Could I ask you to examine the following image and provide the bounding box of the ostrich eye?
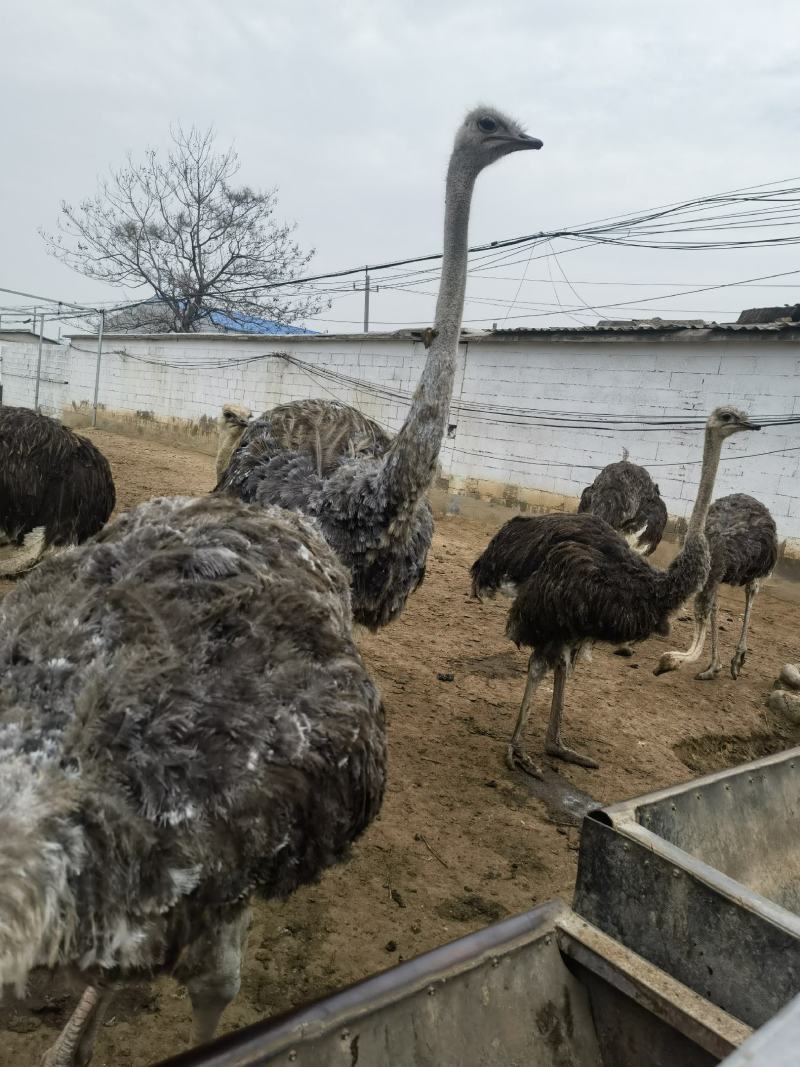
[721,413,733,422]
[478,117,498,133]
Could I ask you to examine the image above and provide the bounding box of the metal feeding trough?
[574,744,800,1029]
[159,901,749,1067]
[719,990,800,1066]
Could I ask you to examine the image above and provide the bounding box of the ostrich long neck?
[660,427,723,610]
[379,154,476,515]
[687,428,723,537]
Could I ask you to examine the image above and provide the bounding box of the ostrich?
[237,397,395,478]
[0,493,385,1066]
[470,408,760,776]
[654,494,777,680]
[215,403,252,479]
[0,407,115,576]
[216,107,543,630]
[578,448,667,556]
[578,448,668,655]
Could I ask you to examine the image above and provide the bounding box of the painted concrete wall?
[2,330,799,543]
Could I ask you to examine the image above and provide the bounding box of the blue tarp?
[205,309,317,335]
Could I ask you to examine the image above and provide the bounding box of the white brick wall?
[3,330,800,541]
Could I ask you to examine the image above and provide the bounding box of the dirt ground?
[4,428,800,1066]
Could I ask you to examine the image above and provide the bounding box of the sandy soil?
[3,428,799,1066]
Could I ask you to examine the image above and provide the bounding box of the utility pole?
[33,313,46,410]
[91,310,105,427]
[353,267,379,332]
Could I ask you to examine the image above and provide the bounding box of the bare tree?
[41,126,324,332]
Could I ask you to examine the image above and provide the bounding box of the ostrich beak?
[744,420,762,431]
[514,133,543,151]
[488,132,543,152]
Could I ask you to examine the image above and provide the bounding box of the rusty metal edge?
[555,912,752,1059]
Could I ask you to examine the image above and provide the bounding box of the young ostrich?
[216,107,543,630]
[470,408,760,777]
[0,407,115,576]
[655,494,777,680]
[0,494,384,1067]
[215,403,252,479]
[578,449,668,655]
[578,448,667,556]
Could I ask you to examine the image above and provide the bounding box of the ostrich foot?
[696,665,721,681]
[506,743,543,779]
[613,645,635,657]
[545,740,599,769]
[730,651,746,680]
[40,987,101,1067]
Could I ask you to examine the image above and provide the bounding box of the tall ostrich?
[578,448,668,655]
[0,407,115,576]
[470,408,760,776]
[216,108,543,630]
[578,448,667,556]
[655,494,777,680]
[0,494,384,1066]
[215,403,252,479]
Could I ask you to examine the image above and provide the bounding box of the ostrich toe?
[696,665,722,681]
[730,651,746,679]
[506,743,544,779]
[545,740,599,769]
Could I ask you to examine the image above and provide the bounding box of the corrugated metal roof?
[491,321,800,336]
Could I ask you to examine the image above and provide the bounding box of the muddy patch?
[435,893,508,924]
[519,768,599,827]
[452,649,524,681]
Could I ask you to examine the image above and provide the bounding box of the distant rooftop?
[736,304,800,325]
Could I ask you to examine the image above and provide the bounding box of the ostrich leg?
[730,580,759,679]
[507,653,547,778]
[696,594,721,681]
[40,986,114,1067]
[182,908,250,1046]
[544,651,599,769]
[654,583,714,677]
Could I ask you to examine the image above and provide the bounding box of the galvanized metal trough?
[574,744,800,1029]
[158,900,749,1067]
[719,990,800,1066]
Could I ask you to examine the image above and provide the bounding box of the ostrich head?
[706,406,761,437]
[454,107,542,172]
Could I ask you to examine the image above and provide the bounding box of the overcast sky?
[2,0,799,333]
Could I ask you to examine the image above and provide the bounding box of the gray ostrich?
[0,407,115,576]
[0,494,385,1066]
[470,408,760,776]
[655,493,777,680]
[216,107,543,630]
[578,448,668,655]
